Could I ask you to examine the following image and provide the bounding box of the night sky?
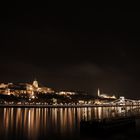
[0,8,140,98]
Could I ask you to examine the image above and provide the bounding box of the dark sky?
[0,8,140,98]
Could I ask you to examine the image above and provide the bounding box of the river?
[0,107,140,140]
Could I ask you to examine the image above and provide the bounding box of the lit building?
[56,91,76,96]
[94,99,102,105]
[37,87,54,93]
[5,88,11,95]
[0,83,8,88]
[26,84,34,95]
[97,88,116,99]
[33,80,38,88]
[26,80,54,94]
[78,100,85,104]
[0,80,55,97]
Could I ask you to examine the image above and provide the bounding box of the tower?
[97,88,100,96]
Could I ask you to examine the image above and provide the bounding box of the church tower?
[97,88,100,96]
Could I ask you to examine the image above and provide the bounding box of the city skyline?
[0,79,117,98]
[1,8,140,99]
[1,7,140,140]
[0,79,128,99]
[1,79,140,107]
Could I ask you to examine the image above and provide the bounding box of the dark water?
[0,107,140,140]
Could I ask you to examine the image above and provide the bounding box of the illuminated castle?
[0,80,54,96]
[97,88,116,99]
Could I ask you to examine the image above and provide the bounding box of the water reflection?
[0,107,140,140]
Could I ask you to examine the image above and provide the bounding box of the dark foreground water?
[0,107,140,140]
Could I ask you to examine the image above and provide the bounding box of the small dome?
[33,80,38,88]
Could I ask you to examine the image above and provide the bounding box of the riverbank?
[0,104,140,108]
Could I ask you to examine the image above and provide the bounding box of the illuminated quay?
[0,80,140,107]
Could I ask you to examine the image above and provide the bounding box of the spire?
[97,88,100,96]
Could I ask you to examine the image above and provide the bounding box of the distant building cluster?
[0,80,80,105]
[0,80,54,97]
[0,80,118,105]
[97,88,116,99]
[56,91,76,96]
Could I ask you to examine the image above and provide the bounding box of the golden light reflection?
[1,107,139,140]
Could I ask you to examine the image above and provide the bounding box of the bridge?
[103,96,140,106]
[0,96,140,108]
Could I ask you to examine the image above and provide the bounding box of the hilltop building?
[0,80,54,96]
[97,88,116,99]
